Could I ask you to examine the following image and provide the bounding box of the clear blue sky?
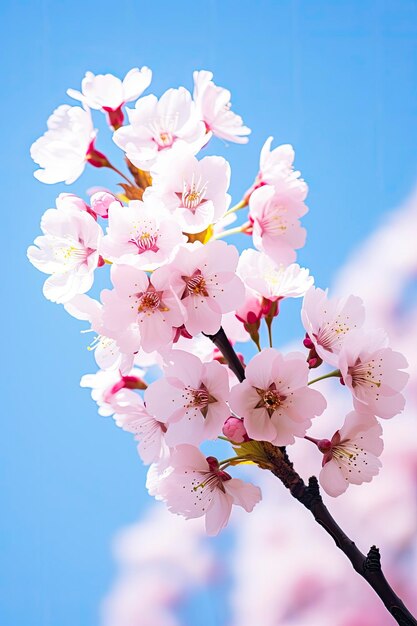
[2,1,417,625]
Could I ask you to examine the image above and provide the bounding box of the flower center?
[131,231,160,254]
[348,358,382,389]
[255,384,286,416]
[260,205,289,236]
[87,334,116,354]
[177,174,208,213]
[137,291,161,312]
[186,384,217,418]
[181,269,209,298]
[315,319,351,352]
[54,239,91,269]
[148,115,179,150]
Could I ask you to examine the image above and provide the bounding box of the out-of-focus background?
[2,1,417,625]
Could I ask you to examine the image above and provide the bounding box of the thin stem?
[266,319,273,348]
[217,435,231,442]
[308,369,341,386]
[304,435,320,445]
[253,337,262,352]
[214,221,250,240]
[219,455,251,467]
[224,198,248,216]
[107,163,136,187]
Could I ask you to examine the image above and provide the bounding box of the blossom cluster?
[28,66,409,535]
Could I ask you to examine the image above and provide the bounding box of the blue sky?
[2,1,417,624]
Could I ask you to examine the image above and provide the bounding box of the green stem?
[219,455,251,466]
[308,369,341,386]
[214,221,251,240]
[224,198,248,216]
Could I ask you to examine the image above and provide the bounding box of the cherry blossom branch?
[208,327,417,626]
[204,327,246,382]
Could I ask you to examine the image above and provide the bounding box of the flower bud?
[90,191,121,218]
[222,416,249,443]
[86,140,111,168]
[102,105,124,130]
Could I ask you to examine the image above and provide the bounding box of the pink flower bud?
[90,191,121,218]
[206,456,220,471]
[235,294,263,325]
[303,334,314,349]
[222,416,249,443]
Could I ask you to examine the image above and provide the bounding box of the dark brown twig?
[209,327,417,626]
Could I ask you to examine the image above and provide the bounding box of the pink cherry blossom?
[172,333,215,363]
[245,137,308,202]
[113,88,207,169]
[101,264,184,353]
[30,105,97,184]
[301,287,366,367]
[313,411,384,497]
[169,241,245,336]
[338,329,409,419]
[221,310,250,344]
[235,287,264,326]
[80,367,144,417]
[193,70,251,144]
[145,142,231,234]
[55,192,90,213]
[67,67,152,129]
[111,389,168,464]
[145,350,230,446]
[259,137,308,192]
[229,348,326,445]
[100,197,185,269]
[148,445,261,535]
[249,184,307,265]
[65,294,134,371]
[237,249,313,302]
[27,202,103,303]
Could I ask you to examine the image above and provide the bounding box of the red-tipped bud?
[206,456,220,471]
[105,375,147,402]
[303,334,315,349]
[222,416,250,443]
[102,105,125,130]
[86,140,111,168]
[97,255,106,267]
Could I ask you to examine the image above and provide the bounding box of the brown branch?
[204,327,246,382]
[209,327,417,626]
